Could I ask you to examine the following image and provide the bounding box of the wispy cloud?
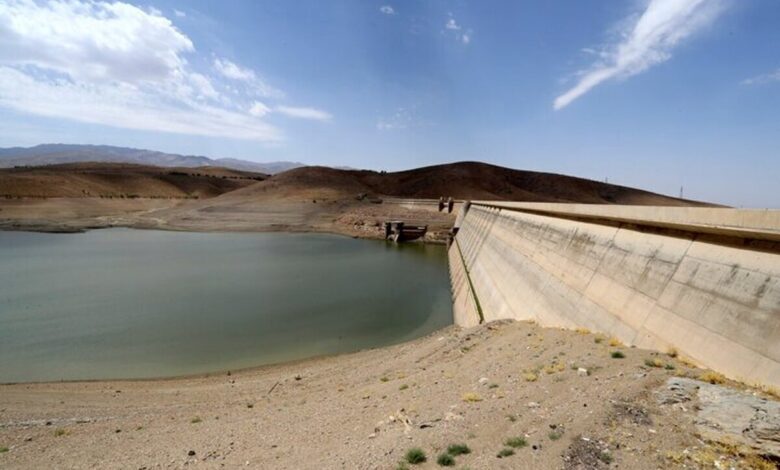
[276,106,332,121]
[376,106,430,131]
[0,0,328,142]
[444,13,472,45]
[742,68,780,85]
[553,0,726,110]
[379,5,395,15]
[173,9,186,18]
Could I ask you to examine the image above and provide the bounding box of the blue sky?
[0,0,778,207]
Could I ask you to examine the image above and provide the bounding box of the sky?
[0,0,778,207]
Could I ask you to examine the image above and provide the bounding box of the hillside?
[236,161,710,206]
[0,144,303,174]
[0,163,267,199]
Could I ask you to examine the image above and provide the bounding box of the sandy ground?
[0,197,457,242]
[1,320,775,469]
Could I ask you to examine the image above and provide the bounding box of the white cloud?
[742,69,780,85]
[0,66,282,141]
[379,5,395,15]
[0,0,193,85]
[249,101,271,117]
[445,18,461,30]
[214,58,255,81]
[213,57,284,98]
[0,0,337,142]
[444,14,471,45]
[276,106,332,121]
[553,0,726,110]
[174,9,186,18]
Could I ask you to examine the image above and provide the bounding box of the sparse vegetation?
[548,431,562,441]
[504,437,527,448]
[664,363,675,370]
[380,376,389,382]
[446,444,471,456]
[644,358,663,368]
[523,372,538,382]
[461,392,482,402]
[488,383,499,389]
[575,327,591,335]
[496,448,515,458]
[608,337,623,347]
[190,417,202,424]
[699,371,726,384]
[436,453,455,466]
[598,451,613,464]
[611,351,625,359]
[399,384,409,391]
[594,336,604,344]
[666,347,678,358]
[54,428,68,437]
[0,446,8,453]
[404,448,427,464]
[507,414,517,422]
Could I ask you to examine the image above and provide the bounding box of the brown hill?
[235,161,710,206]
[0,162,267,199]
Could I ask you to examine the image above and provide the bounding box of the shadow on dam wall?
[448,201,780,388]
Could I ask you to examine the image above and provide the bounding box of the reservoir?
[0,230,452,382]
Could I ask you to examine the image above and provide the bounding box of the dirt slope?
[243,161,712,206]
[0,163,267,199]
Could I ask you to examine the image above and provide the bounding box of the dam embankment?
[448,201,780,387]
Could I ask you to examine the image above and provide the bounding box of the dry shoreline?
[2,321,777,469]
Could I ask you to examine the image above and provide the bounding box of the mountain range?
[0,144,303,174]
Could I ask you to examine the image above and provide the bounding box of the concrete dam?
[448,201,780,388]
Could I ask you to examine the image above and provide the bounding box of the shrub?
[611,351,625,359]
[399,384,409,391]
[461,392,482,402]
[608,338,623,347]
[447,444,471,456]
[644,358,663,368]
[594,336,604,344]
[496,448,515,458]
[436,453,455,466]
[504,437,527,448]
[666,348,678,358]
[405,448,427,464]
[699,371,726,384]
[548,431,562,441]
[54,428,67,437]
[190,417,202,424]
[598,451,613,464]
[0,446,8,453]
[523,372,538,382]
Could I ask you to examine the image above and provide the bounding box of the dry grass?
[523,372,538,382]
[461,392,482,403]
[608,337,623,347]
[699,371,726,385]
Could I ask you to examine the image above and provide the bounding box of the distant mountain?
[0,144,304,174]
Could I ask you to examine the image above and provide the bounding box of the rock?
[527,402,540,408]
[655,377,699,405]
[478,377,489,385]
[577,368,589,377]
[658,377,780,458]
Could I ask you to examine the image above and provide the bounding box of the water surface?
[0,230,452,382]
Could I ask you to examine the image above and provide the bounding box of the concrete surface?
[449,202,780,388]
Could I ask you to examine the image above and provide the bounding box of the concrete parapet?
[449,202,780,387]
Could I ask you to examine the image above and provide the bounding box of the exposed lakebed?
[0,230,452,382]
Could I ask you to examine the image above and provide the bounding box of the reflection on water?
[0,230,452,382]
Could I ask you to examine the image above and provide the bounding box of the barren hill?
[0,163,267,199]
[233,161,709,206]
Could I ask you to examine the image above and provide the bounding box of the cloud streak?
[554,0,726,110]
[276,106,332,121]
[742,68,780,85]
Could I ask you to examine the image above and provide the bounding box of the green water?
[0,230,452,382]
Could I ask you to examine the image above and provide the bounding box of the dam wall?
[449,202,780,387]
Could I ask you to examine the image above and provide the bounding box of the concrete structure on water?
[448,201,780,388]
